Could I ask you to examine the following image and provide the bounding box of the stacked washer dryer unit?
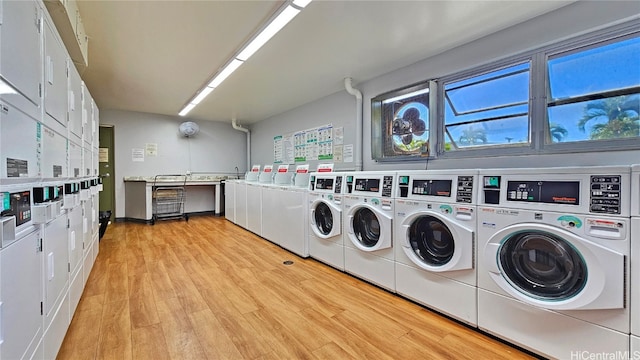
[394,170,478,325]
[477,166,631,358]
[631,164,639,355]
[308,171,346,270]
[343,172,396,291]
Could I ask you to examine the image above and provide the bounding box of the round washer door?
[401,211,473,272]
[483,223,624,310]
[347,204,392,251]
[310,199,341,239]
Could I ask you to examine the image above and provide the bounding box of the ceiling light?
[178,0,312,117]
[191,86,215,105]
[208,59,244,88]
[292,0,312,8]
[179,103,197,117]
[236,6,300,61]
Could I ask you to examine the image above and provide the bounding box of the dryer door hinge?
[68,263,70,273]
[39,83,42,98]
[37,237,43,252]
[40,302,43,315]
[67,219,70,229]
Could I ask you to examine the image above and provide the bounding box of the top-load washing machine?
[308,171,346,270]
[631,164,639,355]
[343,171,396,291]
[394,170,478,325]
[262,165,310,257]
[477,166,631,359]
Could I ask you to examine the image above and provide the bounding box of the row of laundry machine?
[299,165,639,359]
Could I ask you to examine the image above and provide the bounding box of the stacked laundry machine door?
[308,172,346,270]
[343,172,396,291]
[477,166,631,358]
[631,164,639,355]
[394,170,478,325]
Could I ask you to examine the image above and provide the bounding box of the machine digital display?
[506,181,580,205]
[412,179,452,197]
[354,178,380,192]
[315,178,334,190]
[484,176,500,188]
[10,190,31,226]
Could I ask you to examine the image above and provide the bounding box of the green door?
[99,125,115,221]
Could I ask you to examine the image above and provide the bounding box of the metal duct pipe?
[231,118,250,172]
[344,77,363,171]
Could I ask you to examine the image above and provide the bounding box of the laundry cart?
[152,174,188,224]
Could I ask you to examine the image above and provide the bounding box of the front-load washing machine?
[394,170,478,325]
[477,166,631,359]
[343,172,396,291]
[631,164,639,355]
[308,172,346,270]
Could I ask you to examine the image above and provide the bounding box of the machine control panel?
[334,176,343,194]
[381,175,394,197]
[315,178,334,190]
[590,175,621,214]
[506,181,580,205]
[9,190,31,226]
[412,179,452,197]
[456,176,475,203]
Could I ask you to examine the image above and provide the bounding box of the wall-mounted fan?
[179,121,200,137]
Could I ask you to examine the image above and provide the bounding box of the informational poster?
[145,143,158,156]
[294,131,306,162]
[334,126,344,145]
[343,144,354,163]
[273,135,283,163]
[132,148,145,162]
[275,124,334,163]
[333,145,343,163]
[99,148,109,162]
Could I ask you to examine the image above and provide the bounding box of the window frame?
[433,19,640,160]
[371,80,437,162]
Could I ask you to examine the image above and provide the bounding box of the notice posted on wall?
[145,143,158,156]
[132,148,145,162]
[343,144,354,163]
[276,124,334,163]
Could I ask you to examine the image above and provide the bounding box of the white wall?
[251,1,640,172]
[101,109,247,218]
[250,91,357,171]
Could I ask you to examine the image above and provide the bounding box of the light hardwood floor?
[58,216,536,360]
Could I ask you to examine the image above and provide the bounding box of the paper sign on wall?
[132,148,144,162]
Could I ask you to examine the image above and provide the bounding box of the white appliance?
[477,166,631,359]
[246,182,263,236]
[631,164,639,355]
[262,165,309,257]
[224,180,236,223]
[394,170,478,325]
[308,172,346,270]
[343,172,396,291]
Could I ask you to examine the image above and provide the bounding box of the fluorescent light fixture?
[236,6,300,61]
[208,59,244,88]
[191,86,215,105]
[292,0,312,8]
[179,103,197,117]
[179,0,312,116]
[382,87,430,104]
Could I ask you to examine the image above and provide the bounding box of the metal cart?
[151,174,188,224]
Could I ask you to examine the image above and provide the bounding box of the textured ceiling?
[77,0,574,124]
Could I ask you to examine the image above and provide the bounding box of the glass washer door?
[408,215,454,266]
[314,202,334,236]
[498,230,588,301]
[352,207,380,248]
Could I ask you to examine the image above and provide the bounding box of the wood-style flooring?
[58,216,535,360]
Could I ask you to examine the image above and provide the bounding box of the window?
[546,35,640,144]
[443,62,530,151]
[372,82,431,160]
